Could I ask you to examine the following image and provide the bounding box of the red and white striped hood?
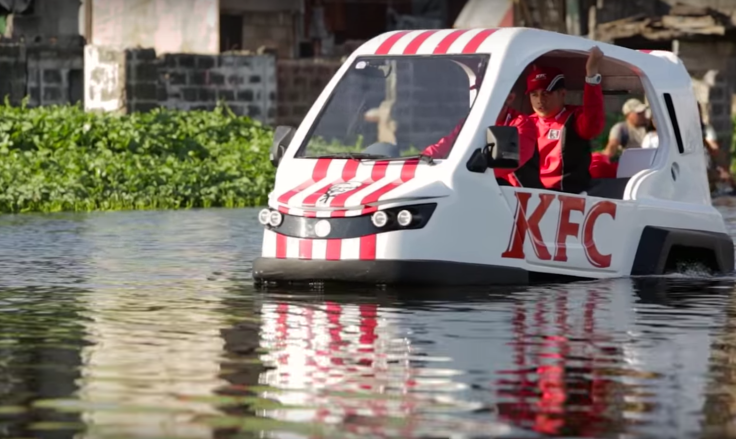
[271,158,450,217]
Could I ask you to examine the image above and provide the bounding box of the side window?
[663,93,685,154]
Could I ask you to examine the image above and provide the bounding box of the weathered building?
[0,0,85,107]
[463,0,736,155]
[590,1,736,158]
[0,0,278,124]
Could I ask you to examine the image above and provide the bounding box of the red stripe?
[276,233,287,259]
[403,30,436,54]
[277,159,331,205]
[359,234,377,260]
[462,29,497,53]
[639,49,653,53]
[330,161,388,208]
[298,239,312,259]
[302,182,334,207]
[360,159,420,209]
[302,160,360,207]
[433,30,466,54]
[277,206,289,214]
[326,239,342,260]
[375,31,411,54]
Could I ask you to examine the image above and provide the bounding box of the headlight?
[397,210,412,226]
[258,208,271,225]
[268,210,283,227]
[371,211,388,227]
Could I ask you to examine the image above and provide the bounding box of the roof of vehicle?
[354,27,688,94]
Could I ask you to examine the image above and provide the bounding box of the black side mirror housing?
[270,125,296,168]
[485,125,520,169]
[466,125,521,173]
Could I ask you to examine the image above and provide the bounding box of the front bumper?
[252,257,529,286]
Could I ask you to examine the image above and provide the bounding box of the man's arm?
[574,83,606,140]
[422,119,464,159]
[575,46,606,140]
[494,114,537,178]
[704,125,720,156]
[603,122,622,156]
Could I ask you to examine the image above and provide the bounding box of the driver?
[526,47,606,193]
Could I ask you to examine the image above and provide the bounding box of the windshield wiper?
[310,152,389,160]
[310,152,436,165]
[363,154,435,165]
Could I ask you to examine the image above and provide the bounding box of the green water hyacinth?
[0,99,276,213]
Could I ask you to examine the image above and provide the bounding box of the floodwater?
[3,201,736,439]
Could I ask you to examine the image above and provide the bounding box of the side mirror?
[465,125,520,173]
[485,125,519,169]
[270,125,296,168]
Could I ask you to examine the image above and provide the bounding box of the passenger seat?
[616,148,658,178]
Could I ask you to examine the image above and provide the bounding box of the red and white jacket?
[530,83,606,192]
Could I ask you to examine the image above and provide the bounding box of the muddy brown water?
[2,201,736,438]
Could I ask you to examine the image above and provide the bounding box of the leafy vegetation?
[0,100,276,213]
[1,98,734,214]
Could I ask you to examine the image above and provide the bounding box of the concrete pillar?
[84,45,127,113]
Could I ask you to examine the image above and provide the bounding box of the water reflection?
[0,286,88,438]
[220,278,733,439]
[73,209,247,439]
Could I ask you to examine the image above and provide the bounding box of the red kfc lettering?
[502,192,555,260]
[582,200,617,268]
[502,192,617,269]
[554,195,586,262]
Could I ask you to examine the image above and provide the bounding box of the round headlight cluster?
[397,210,412,227]
[258,208,283,227]
[258,208,270,225]
[371,209,415,228]
[371,211,388,228]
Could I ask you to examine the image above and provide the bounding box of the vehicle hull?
[252,257,529,286]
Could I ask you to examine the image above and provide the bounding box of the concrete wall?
[9,0,82,41]
[27,46,85,107]
[85,45,276,124]
[276,59,341,127]
[220,0,301,11]
[0,43,84,107]
[241,11,297,59]
[0,45,27,105]
[679,41,736,154]
[91,0,218,55]
[592,0,736,24]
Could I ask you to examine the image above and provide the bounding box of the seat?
[616,147,658,178]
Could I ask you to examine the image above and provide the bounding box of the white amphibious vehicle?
[252,27,734,286]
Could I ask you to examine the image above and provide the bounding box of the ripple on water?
[0,208,735,438]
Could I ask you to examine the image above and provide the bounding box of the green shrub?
[0,100,276,213]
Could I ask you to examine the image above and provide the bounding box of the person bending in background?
[699,106,736,194]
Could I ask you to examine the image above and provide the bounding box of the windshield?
[296,54,490,160]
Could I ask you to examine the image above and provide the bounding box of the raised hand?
[586,46,604,76]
